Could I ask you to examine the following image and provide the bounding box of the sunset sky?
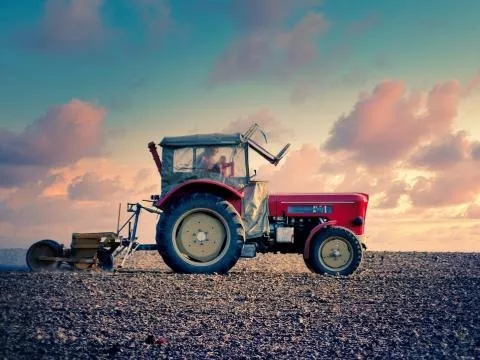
[1,0,480,251]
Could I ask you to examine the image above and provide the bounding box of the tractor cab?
[159,133,249,195]
[153,124,291,196]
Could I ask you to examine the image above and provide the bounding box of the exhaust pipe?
[148,141,162,176]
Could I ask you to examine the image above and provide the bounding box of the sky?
[1,0,480,251]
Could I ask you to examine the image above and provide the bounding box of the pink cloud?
[464,204,480,219]
[371,180,408,209]
[0,162,159,248]
[277,12,330,68]
[222,108,292,143]
[19,0,109,53]
[209,33,273,83]
[257,143,325,192]
[323,79,461,167]
[463,68,480,97]
[409,162,480,207]
[472,142,480,160]
[0,99,106,187]
[409,131,472,170]
[209,10,330,84]
[68,172,125,201]
[67,168,157,201]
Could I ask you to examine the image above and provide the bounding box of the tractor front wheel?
[305,227,363,276]
[156,193,245,274]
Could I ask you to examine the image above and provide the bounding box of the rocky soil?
[0,251,479,359]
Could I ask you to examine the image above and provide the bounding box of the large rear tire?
[156,193,245,274]
[305,227,363,276]
[26,239,63,272]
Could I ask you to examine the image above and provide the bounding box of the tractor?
[148,124,369,276]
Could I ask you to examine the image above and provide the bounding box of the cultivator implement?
[26,202,161,272]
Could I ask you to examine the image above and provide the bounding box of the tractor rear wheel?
[156,193,245,274]
[305,227,363,276]
[26,239,63,272]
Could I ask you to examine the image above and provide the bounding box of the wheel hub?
[330,249,341,258]
[196,231,207,242]
[175,211,226,263]
[319,237,352,270]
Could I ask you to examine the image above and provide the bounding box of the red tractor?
[148,124,369,276]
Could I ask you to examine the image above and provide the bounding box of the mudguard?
[303,220,337,260]
[154,179,243,213]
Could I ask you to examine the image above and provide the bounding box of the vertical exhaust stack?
[148,142,162,176]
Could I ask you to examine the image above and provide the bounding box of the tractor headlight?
[352,216,364,226]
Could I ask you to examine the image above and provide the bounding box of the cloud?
[463,68,480,97]
[472,142,480,160]
[16,0,109,53]
[128,0,174,45]
[0,99,106,187]
[222,107,292,143]
[0,165,51,189]
[408,162,480,208]
[228,0,319,31]
[257,143,325,192]
[67,168,157,201]
[374,181,409,209]
[409,131,472,170]
[276,12,330,68]
[323,79,461,167]
[0,163,159,248]
[209,10,330,84]
[290,80,314,104]
[68,172,125,201]
[464,204,480,219]
[209,33,274,83]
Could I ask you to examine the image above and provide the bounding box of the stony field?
[0,250,479,359]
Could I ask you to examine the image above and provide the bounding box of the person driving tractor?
[197,147,219,170]
[197,148,230,176]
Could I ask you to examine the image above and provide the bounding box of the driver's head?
[205,147,218,156]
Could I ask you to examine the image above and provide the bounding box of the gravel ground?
[0,251,479,359]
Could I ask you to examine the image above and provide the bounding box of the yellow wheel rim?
[173,209,229,265]
[319,236,353,271]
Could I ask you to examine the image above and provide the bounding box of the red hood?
[269,192,369,203]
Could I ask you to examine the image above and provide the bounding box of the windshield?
[162,145,249,192]
[173,146,247,176]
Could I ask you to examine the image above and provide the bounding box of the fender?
[154,179,244,213]
[303,220,337,260]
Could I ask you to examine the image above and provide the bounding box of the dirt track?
[0,251,479,359]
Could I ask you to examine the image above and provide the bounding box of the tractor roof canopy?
[160,133,243,148]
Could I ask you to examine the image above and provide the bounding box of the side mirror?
[250,169,257,180]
